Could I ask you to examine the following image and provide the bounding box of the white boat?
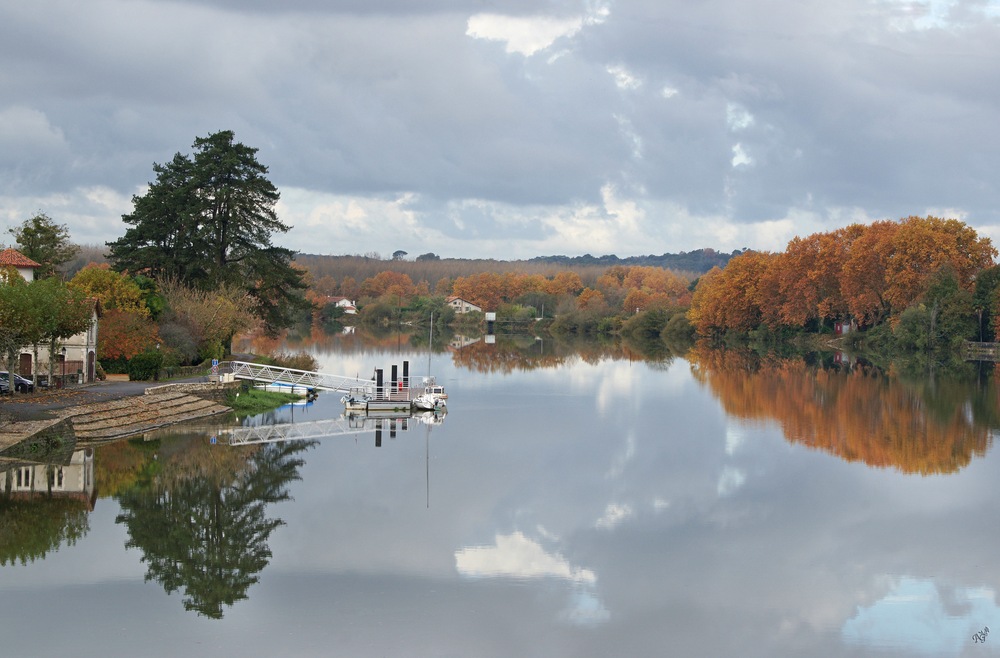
[411,377,447,411]
[412,392,445,411]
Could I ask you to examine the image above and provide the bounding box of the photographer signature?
[973,626,990,644]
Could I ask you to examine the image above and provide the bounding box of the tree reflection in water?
[115,439,314,618]
[689,346,997,474]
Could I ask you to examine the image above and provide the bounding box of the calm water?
[4,335,1000,657]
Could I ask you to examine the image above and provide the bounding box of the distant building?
[446,296,482,314]
[323,296,357,314]
[0,248,100,383]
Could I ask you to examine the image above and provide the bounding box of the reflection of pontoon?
[220,408,446,446]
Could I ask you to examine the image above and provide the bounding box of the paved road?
[0,377,209,422]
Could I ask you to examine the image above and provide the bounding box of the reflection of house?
[323,296,357,314]
[0,248,100,382]
[2,449,96,509]
[449,335,481,349]
[446,296,482,314]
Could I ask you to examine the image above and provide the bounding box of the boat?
[411,376,447,411]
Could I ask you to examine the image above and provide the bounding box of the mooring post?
[375,368,384,400]
[403,360,409,389]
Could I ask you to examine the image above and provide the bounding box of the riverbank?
[0,378,234,452]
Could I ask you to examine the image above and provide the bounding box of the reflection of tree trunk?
[929,301,939,350]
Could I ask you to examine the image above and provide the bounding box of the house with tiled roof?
[0,247,42,282]
[446,296,482,314]
[323,295,357,314]
[0,248,100,384]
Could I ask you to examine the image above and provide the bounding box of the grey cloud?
[3,0,1000,255]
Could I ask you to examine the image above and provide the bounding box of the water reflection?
[843,577,1000,655]
[224,409,446,446]
[113,436,314,618]
[689,347,997,474]
[0,448,94,565]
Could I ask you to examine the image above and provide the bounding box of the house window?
[16,467,32,489]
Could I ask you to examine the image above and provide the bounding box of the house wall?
[17,310,99,383]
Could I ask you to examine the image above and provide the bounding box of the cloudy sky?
[2,0,999,260]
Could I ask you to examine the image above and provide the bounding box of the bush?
[662,313,696,344]
[127,351,163,381]
[100,357,128,374]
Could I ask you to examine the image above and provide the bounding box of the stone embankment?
[0,381,237,452]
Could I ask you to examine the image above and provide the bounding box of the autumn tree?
[98,309,160,361]
[359,271,416,300]
[158,279,256,362]
[576,287,607,311]
[69,264,149,316]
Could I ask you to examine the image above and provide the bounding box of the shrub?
[127,351,164,381]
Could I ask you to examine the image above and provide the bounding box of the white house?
[446,296,482,314]
[0,248,100,384]
[324,296,358,314]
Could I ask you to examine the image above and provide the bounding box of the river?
[2,331,1000,657]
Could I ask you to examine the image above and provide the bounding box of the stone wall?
[145,381,241,404]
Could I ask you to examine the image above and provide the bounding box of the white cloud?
[731,143,753,167]
[466,13,585,56]
[726,103,755,132]
[595,503,634,529]
[455,531,596,584]
[607,64,643,91]
[0,186,133,246]
[725,425,745,455]
[717,466,746,496]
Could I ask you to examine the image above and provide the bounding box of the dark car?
[0,371,34,393]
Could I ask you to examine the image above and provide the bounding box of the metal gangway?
[221,413,443,446]
[223,360,375,393]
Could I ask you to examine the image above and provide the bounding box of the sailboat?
[412,311,448,411]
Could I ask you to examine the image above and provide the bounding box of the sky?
[2,0,1000,261]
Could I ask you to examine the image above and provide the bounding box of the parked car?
[0,371,34,393]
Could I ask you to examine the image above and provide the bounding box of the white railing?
[223,414,434,446]
[223,361,375,393]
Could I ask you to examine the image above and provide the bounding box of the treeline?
[296,254,610,294]
[688,216,999,350]
[528,248,739,273]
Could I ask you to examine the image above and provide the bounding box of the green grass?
[224,387,303,415]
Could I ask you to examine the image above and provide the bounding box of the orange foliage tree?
[690,216,996,334]
[359,271,416,301]
[98,309,160,360]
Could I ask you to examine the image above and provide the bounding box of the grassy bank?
[224,387,303,415]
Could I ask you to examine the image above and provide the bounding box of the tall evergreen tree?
[107,130,309,333]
